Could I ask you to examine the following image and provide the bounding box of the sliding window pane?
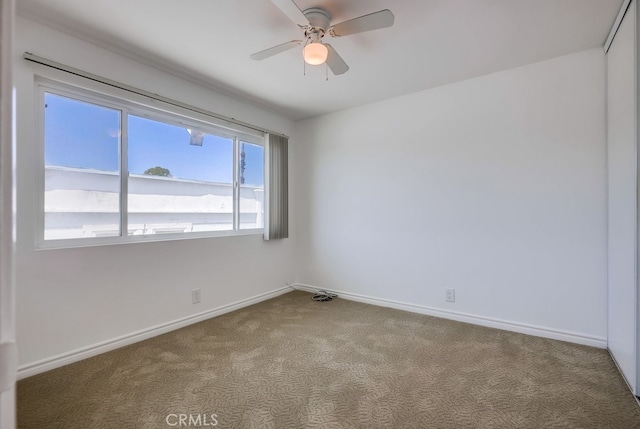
[44,93,121,240]
[239,141,264,229]
[127,115,234,235]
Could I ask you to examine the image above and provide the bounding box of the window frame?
[36,78,266,249]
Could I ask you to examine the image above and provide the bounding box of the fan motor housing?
[303,8,331,31]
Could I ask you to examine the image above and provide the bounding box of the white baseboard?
[18,286,292,379]
[20,283,607,380]
[291,283,607,349]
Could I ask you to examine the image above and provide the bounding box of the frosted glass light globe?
[303,43,328,65]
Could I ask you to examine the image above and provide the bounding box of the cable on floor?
[312,290,337,302]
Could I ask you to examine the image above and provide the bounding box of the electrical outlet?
[192,289,201,304]
[445,288,455,302]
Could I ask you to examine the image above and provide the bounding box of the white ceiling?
[17,0,623,120]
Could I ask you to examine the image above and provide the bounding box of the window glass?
[127,115,235,234]
[40,84,266,245]
[239,141,265,229]
[44,92,121,239]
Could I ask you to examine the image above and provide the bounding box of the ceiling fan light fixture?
[303,42,328,65]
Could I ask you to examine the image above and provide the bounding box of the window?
[127,115,235,235]
[40,81,265,245]
[44,93,121,240]
[239,141,265,230]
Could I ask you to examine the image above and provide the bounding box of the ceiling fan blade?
[325,44,349,75]
[329,9,395,37]
[250,40,302,61]
[270,0,309,27]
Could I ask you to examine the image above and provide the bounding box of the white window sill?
[36,228,265,250]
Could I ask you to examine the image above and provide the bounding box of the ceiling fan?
[250,0,395,75]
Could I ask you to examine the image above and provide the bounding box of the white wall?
[14,17,296,370]
[294,48,607,345]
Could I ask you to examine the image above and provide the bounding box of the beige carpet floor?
[17,291,640,428]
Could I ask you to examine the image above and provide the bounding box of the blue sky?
[44,93,264,186]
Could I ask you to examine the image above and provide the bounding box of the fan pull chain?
[326,63,328,81]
